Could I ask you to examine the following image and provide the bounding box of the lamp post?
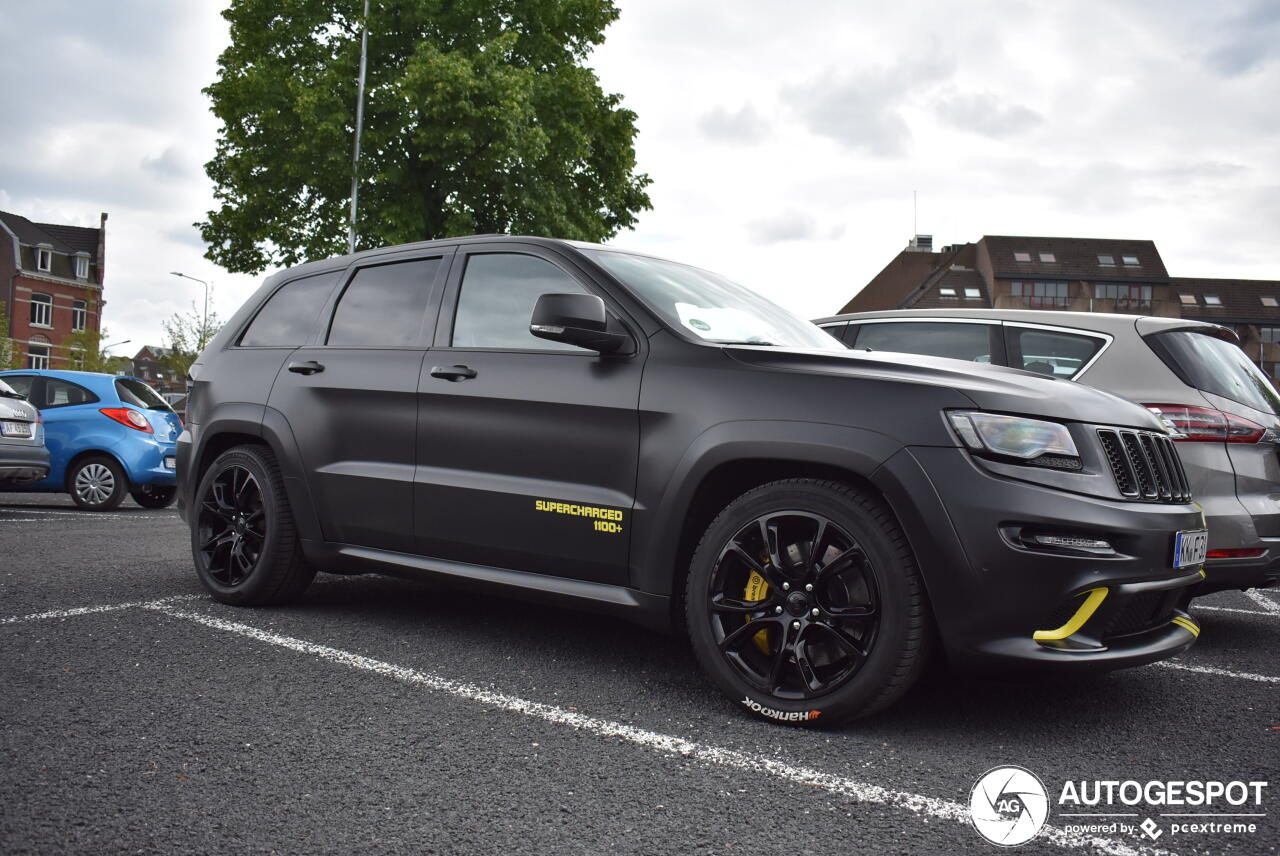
[169,271,211,348]
[102,339,131,352]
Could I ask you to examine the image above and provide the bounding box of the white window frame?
[70,346,86,370]
[26,342,50,370]
[30,293,52,328]
[72,299,88,331]
[36,247,52,272]
[75,256,89,279]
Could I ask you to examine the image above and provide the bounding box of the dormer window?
[1038,252,1056,263]
[1098,255,1115,265]
[964,288,981,299]
[1262,297,1279,307]
[75,255,89,279]
[1204,295,1222,306]
[939,287,957,298]
[1122,255,1140,266]
[1179,294,1197,305]
[1013,252,1032,263]
[36,246,52,272]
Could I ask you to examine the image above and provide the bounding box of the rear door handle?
[430,364,477,381]
[287,360,325,375]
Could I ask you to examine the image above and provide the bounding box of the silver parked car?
[0,376,49,486]
[813,309,1280,596]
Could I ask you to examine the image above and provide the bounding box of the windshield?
[585,250,843,350]
[0,378,21,399]
[1150,330,1280,416]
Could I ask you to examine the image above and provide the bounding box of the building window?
[26,342,49,370]
[1039,252,1057,263]
[36,247,52,272]
[72,299,88,331]
[964,288,981,299]
[938,287,957,298]
[1094,283,1152,311]
[1260,327,1280,344]
[70,347,86,370]
[75,256,89,279]
[1179,294,1198,305]
[1122,255,1140,266]
[1011,280,1069,308]
[1013,251,1032,263]
[30,293,52,327]
[1204,295,1223,306]
[1261,297,1278,307]
[1098,255,1115,265]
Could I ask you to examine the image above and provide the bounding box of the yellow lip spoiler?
[1033,588,1109,642]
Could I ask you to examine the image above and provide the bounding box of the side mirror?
[530,293,630,354]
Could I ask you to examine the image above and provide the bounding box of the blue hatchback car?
[0,370,182,510]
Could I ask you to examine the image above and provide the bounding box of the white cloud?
[0,0,1277,341]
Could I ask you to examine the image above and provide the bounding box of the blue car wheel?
[68,455,128,511]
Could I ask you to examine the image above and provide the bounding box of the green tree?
[198,0,652,274]
[161,302,223,381]
[0,300,18,370]
[61,296,128,374]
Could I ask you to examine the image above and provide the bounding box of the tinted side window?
[1005,327,1104,378]
[240,271,341,347]
[819,323,849,345]
[853,322,992,362]
[1,375,36,398]
[327,258,443,347]
[37,379,100,409]
[451,253,589,351]
[115,378,169,410]
[1148,330,1280,416]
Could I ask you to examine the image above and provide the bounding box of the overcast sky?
[1,0,1277,351]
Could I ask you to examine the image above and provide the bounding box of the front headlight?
[948,411,1079,460]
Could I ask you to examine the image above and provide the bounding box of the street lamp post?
[169,271,210,348]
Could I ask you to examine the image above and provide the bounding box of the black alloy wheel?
[197,465,266,587]
[686,479,931,726]
[708,511,879,700]
[191,445,315,605]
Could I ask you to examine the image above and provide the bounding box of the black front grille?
[1097,428,1192,502]
[1103,590,1180,638]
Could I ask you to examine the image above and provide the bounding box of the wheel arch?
[63,448,129,490]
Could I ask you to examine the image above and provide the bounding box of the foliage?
[198,0,652,273]
[0,300,18,370]
[161,302,223,381]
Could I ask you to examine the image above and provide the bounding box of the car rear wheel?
[130,485,177,509]
[67,455,128,511]
[192,445,314,605]
[685,479,931,726]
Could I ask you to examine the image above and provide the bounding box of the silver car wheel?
[74,462,116,505]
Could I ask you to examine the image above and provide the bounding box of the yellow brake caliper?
[744,569,772,654]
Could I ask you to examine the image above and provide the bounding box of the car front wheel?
[685,479,931,726]
[191,445,314,605]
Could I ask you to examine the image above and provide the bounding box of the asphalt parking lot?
[1,493,1276,856]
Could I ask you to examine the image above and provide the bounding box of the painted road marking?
[1155,661,1280,684]
[0,594,202,625]
[145,602,1175,856]
[1243,589,1280,615]
[1193,605,1278,617]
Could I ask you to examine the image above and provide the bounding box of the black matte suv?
[178,236,1208,725]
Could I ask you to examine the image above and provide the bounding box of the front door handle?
[430,364,477,381]
[287,360,325,375]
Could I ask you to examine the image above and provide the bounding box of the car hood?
[724,346,1168,431]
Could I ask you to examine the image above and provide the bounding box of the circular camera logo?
[970,766,1050,846]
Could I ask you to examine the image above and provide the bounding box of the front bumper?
[0,442,50,485]
[878,446,1204,672]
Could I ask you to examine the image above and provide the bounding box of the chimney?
[906,234,933,253]
[97,212,107,285]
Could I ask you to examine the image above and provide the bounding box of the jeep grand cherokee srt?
[178,237,1207,725]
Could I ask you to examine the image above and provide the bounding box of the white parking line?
[1243,589,1280,615]
[1155,661,1280,684]
[0,511,176,521]
[1192,605,1277,617]
[0,594,202,625]
[145,602,1173,856]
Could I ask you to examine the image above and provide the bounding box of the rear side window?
[327,258,443,347]
[451,253,590,350]
[240,271,341,347]
[1148,330,1280,416]
[852,322,992,362]
[1005,327,1104,378]
[40,379,101,408]
[115,378,169,411]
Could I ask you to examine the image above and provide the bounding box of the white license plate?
[0,420,32,437]
[164,456,177,470]
[1173,529,1209,568]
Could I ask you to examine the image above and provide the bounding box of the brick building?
[0,210,107,369]
[130,345,184,395]
[841,234,1280,378]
